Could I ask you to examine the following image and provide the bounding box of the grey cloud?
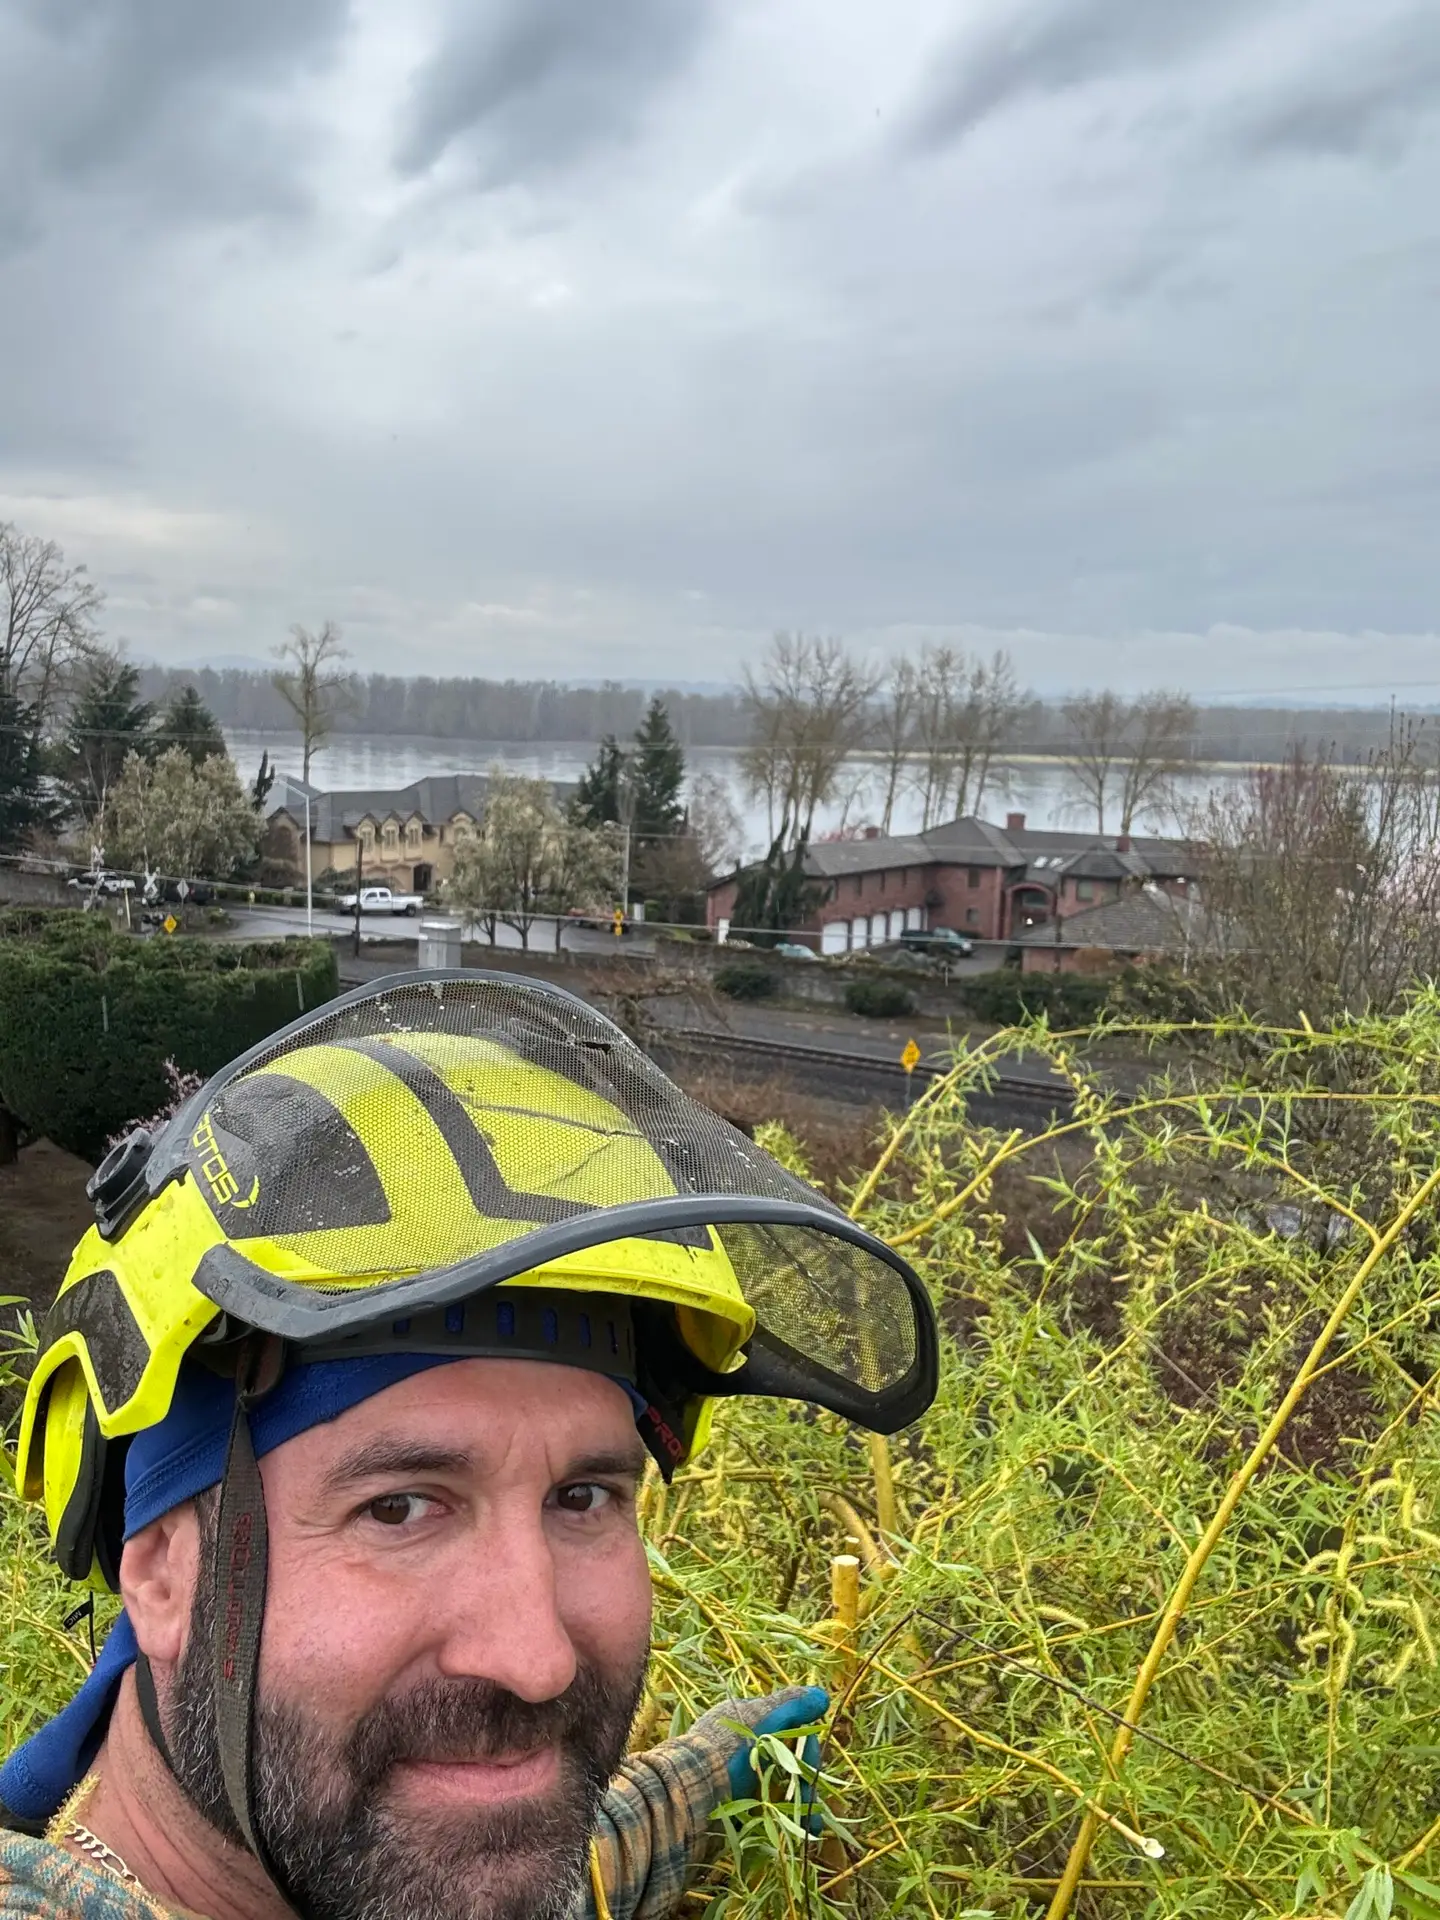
[396,0,712,182]
[0,0,350,236]
[901,0,1258,152]
[1229,12,1440,160]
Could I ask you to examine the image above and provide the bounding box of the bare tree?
[1059,690,1130,835]
[272,621,353,784]
[874,655,919,834]
[1186,725,1440,1021]
[0,523,104,721]
[738,634,878,852]
[911,646,1023,829]
[1117,690,1196,834]
[687,770,744,875]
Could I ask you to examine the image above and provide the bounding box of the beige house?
[263,774,492,893]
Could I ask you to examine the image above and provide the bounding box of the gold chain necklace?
[65,1821,144,1892]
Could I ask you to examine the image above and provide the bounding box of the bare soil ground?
[0,1140,96,1318]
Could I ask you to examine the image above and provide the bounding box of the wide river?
[225,730,1248,857]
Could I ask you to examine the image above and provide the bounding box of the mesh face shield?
[100,972,937,1436]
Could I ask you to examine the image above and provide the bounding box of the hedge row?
[952,968,1120,1027]
[0,913,339,1161]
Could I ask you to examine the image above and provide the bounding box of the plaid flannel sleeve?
[0,1833,175,1920]
[582,1716,735,1920]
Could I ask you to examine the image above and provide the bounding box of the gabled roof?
[269,774,495,842]
[1015,887,1217,953]
[804,835,935,877]
[706,811,1199,894]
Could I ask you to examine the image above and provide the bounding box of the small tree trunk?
[0,1104,19,1167]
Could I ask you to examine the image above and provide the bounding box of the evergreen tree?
[250,748,276,813]
[160,684,227,766]
[0,688,47,849]
[571,735,627,828]
[630,697,685,849]
[50,654,156,837]
[730,835,824,946]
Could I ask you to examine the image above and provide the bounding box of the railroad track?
[653,1024,1073,1114]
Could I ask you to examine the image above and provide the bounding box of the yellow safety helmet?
[19,971,937,1592]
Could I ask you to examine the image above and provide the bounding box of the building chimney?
[1116,834,1131,852]
[863,825,881,840]
[1005,812,1025,832]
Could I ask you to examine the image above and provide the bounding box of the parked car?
[335,885,425,915]
[895,925,975,958]
[156,878,215,906]
[66,870,134,896]
[773,941,821,961]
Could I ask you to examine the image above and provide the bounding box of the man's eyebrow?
[561,1446,649,1482]
[319,1439,473,1496]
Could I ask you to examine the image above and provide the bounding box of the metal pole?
[621,823,631,917]
[305,795,314,937]
[353,834,363,960]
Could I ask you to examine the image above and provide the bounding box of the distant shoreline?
[224,730,1371,781]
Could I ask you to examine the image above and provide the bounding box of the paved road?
[216,903,659,955]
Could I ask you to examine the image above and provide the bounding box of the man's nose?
[435,1517,578,1704]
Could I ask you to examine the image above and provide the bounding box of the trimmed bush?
[714,960,778,1002]
[843,977,916,1018]
[955,966,1117,1027]
[0,912,338,1161]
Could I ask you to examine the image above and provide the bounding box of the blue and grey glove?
[690,1684,830,1829]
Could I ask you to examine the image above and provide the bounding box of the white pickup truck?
[334,885,425,916]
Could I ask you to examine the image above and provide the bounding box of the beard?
[166,1559,647,1920]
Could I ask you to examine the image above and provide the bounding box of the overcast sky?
[1,0,1437,698]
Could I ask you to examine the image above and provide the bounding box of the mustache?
[344,1665,643,1790]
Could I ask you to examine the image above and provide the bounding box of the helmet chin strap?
[137,1336,302,1914]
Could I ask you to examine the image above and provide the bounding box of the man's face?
[164,1359,652,1920]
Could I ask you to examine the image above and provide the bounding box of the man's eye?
[554,1483,613,1515]
[365,1492,430,1527]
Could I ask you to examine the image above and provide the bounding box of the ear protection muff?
[43,1365,126,1591]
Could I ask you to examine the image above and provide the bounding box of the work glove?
[690,1683,829,1820]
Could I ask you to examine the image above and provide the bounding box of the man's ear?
[119,1504,203,1667]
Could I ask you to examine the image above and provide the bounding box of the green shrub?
[0,914,338,1160]
[956,965,1116,1027]
[714,960,778,1002]
[843,976,916,1018]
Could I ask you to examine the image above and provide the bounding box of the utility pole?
[305,790,314,937]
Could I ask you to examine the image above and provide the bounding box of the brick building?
[705,812,1196,953]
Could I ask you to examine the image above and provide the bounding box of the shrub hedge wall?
[714,961,778,1002]
[843,977,917,1018]
[953,967,1119,1027]
[0,912,338,1161]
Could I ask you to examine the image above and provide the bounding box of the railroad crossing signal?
[901,1038,921,1074]
[162,914,178,935]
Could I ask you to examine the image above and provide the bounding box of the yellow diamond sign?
[162,914,178,935]
[900,1038,921,1073]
